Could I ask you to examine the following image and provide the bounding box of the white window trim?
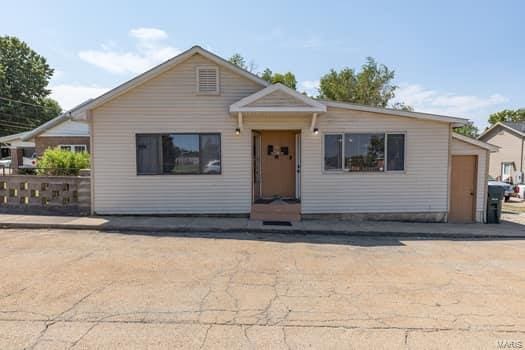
[59,144,87,153]
[195,65,220,95]
[322,132,407,174]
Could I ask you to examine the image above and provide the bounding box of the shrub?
[37,148,90,176]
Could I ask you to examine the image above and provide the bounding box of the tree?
[0,36,61,136]
[318,57,398,108]
[228,53,256,73]
[391,102,414,111]
[454,121,479,138]
[260,68,297,89]
[488,109,525,125]
[229,53,298,90]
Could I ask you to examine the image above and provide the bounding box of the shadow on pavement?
[97,229,525,247]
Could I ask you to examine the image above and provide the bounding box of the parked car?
[0,154,37,169]
[488,176,516,202]
[0,157,11,168]
[203,160,221,174]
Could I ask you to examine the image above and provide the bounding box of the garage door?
[449,155,477,223]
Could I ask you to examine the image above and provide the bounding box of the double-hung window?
[324,133,405,172]
[59,144,87,153]
[136,133,221,175]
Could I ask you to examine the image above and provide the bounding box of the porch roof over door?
[229,83,327,114]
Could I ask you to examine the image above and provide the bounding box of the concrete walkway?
[1,212,525,238]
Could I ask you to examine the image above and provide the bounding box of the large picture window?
[324,133,405,172]
[136,133,221,175]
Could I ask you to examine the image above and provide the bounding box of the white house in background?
[71,46,497,223]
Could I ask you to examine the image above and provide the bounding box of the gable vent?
[197,66,219,94]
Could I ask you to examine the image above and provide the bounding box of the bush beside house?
[37,148,90,176]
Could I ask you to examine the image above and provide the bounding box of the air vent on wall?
[197,66,219,94]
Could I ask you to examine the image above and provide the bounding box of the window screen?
[136,135,161,175]
[324,134,343,170]
[387,134,405,171]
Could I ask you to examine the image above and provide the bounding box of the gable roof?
[478,122,525,140]
[502,121,525,133]
[0,131,31,144]
[230,83,327,113]
[72,46,269,119]
[321,100,468,126]
[67,44,469,127]
[452,132,499,152]
[21,99,92,141]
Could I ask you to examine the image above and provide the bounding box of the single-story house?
[0,106,90,168]
[71,45,497,223]
[478,121,525,183]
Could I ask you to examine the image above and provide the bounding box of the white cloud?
[78,28,181,74]
[393,83,509,127]
[129,28,168,41]
[299,80,320,96]
[50,84,109,110]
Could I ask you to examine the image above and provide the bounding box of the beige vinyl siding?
[91,53,454,216]
[91,53,261,214]
[451,138,489,222]
[481,127,523,179]
[301,108,450,214]
[247,90,310,107]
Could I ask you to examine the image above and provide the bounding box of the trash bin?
[487,185,505,223]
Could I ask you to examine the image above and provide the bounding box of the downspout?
[87,111,95,216]
[520,136,523,174]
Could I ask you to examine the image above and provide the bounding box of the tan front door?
[260,130,296,198]
[449,155,477,223]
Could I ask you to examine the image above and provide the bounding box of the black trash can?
[487,185,505,223]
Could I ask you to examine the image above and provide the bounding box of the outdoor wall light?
[235,128,241,135]
[313,128,319,135]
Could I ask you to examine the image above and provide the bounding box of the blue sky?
[2,0,523,128]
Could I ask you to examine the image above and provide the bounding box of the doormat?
[262,221,292,226]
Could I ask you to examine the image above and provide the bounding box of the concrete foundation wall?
[0,174,90,215]
[302,212,448,223]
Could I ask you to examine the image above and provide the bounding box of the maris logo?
[497,340,523,349]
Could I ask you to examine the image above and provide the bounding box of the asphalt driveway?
[0,229,524,349]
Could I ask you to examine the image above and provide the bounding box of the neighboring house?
[478,122,525,184]
[71,46,497,223]
[20,112,90,155]
[0,107,90,168]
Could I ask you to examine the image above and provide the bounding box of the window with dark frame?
[324,133,405,172]
[136,133,221,175]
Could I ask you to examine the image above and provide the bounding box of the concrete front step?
[250,203,301,222]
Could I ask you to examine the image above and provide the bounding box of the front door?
[260,130,297,198]
[449,155,477,223]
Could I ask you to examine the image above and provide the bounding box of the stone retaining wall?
[0,174,90,215]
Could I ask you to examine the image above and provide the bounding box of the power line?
[0,117,36,128]
[0,123,31,131]
[0,119,35,128]
[0,96,59,111]
[0,111,40,125]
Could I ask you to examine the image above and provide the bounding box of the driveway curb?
[2,222,525,239]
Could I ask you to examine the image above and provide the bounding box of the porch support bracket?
[310,113,318,132]
[237,112,244,132]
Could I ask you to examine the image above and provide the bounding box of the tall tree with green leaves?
[228,53,256,73]
[0,36,61,136]
[318,57,398,107]
[488,108,525,125]
[261,69,297,89]
[453,121,479,138]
